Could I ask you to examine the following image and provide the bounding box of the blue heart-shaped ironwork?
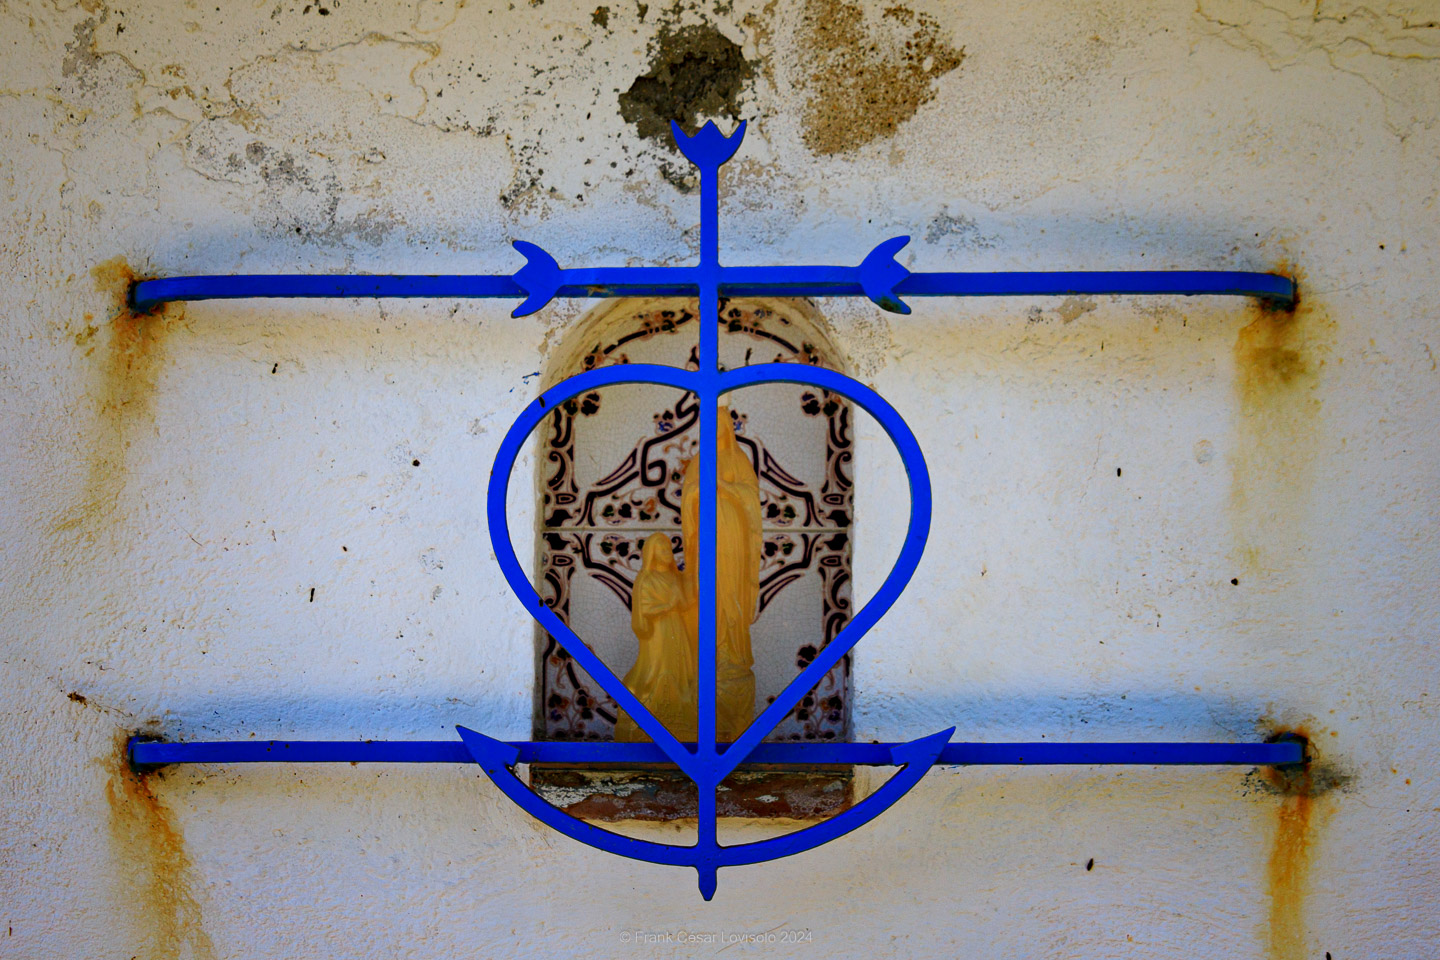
[463,118,947,899]
[480,358,940,898]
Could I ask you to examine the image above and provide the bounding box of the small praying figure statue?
[613,532,699,743]
[681,405,763,744]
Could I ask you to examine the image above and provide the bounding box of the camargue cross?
[129,121,1301,899]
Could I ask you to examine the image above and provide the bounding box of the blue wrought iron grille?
[128,121,1303,900]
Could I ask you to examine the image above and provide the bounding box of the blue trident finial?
[670,118,748,168]
[125,120,1303,900]
[503,119,917,321]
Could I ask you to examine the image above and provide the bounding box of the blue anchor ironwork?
[128,121,1303,899]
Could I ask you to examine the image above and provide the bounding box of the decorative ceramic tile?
[537,300,853,742]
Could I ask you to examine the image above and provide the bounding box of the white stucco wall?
[2,0,1437,957]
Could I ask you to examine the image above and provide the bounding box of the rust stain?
[1229,265,1336,575]
[1267,785,1320,960]
[53,258,185,538]
[1248,725,1347,960]
[105,734,215,960]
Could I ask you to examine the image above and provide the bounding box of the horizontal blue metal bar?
[900,270,1296,303]
[129,738,1303,767]
[130,269,1296,311]
[130,274,523,310]
[720,269,1296,304]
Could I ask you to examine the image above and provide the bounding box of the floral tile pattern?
[537,300,854,742]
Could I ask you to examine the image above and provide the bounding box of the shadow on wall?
[120,687,1311,746]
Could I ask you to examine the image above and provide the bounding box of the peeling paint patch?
[1056,295,1097,324]
[107,736,215,960]
[62,16,102,80]
[795,0,963,155]
[530,765,852,821]
[176,38,433,244]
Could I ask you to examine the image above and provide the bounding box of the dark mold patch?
[796,1,963,155]
[619,23,754,146]
[1245,726,1351,801]
[924,208,995,249]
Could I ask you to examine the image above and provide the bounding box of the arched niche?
[533,297,856,747]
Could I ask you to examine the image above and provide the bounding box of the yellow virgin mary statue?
[613,405,762,745]
[613,532,698,743]
[681,405,763,744]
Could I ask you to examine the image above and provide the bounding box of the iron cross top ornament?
[129,121,1303,899]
